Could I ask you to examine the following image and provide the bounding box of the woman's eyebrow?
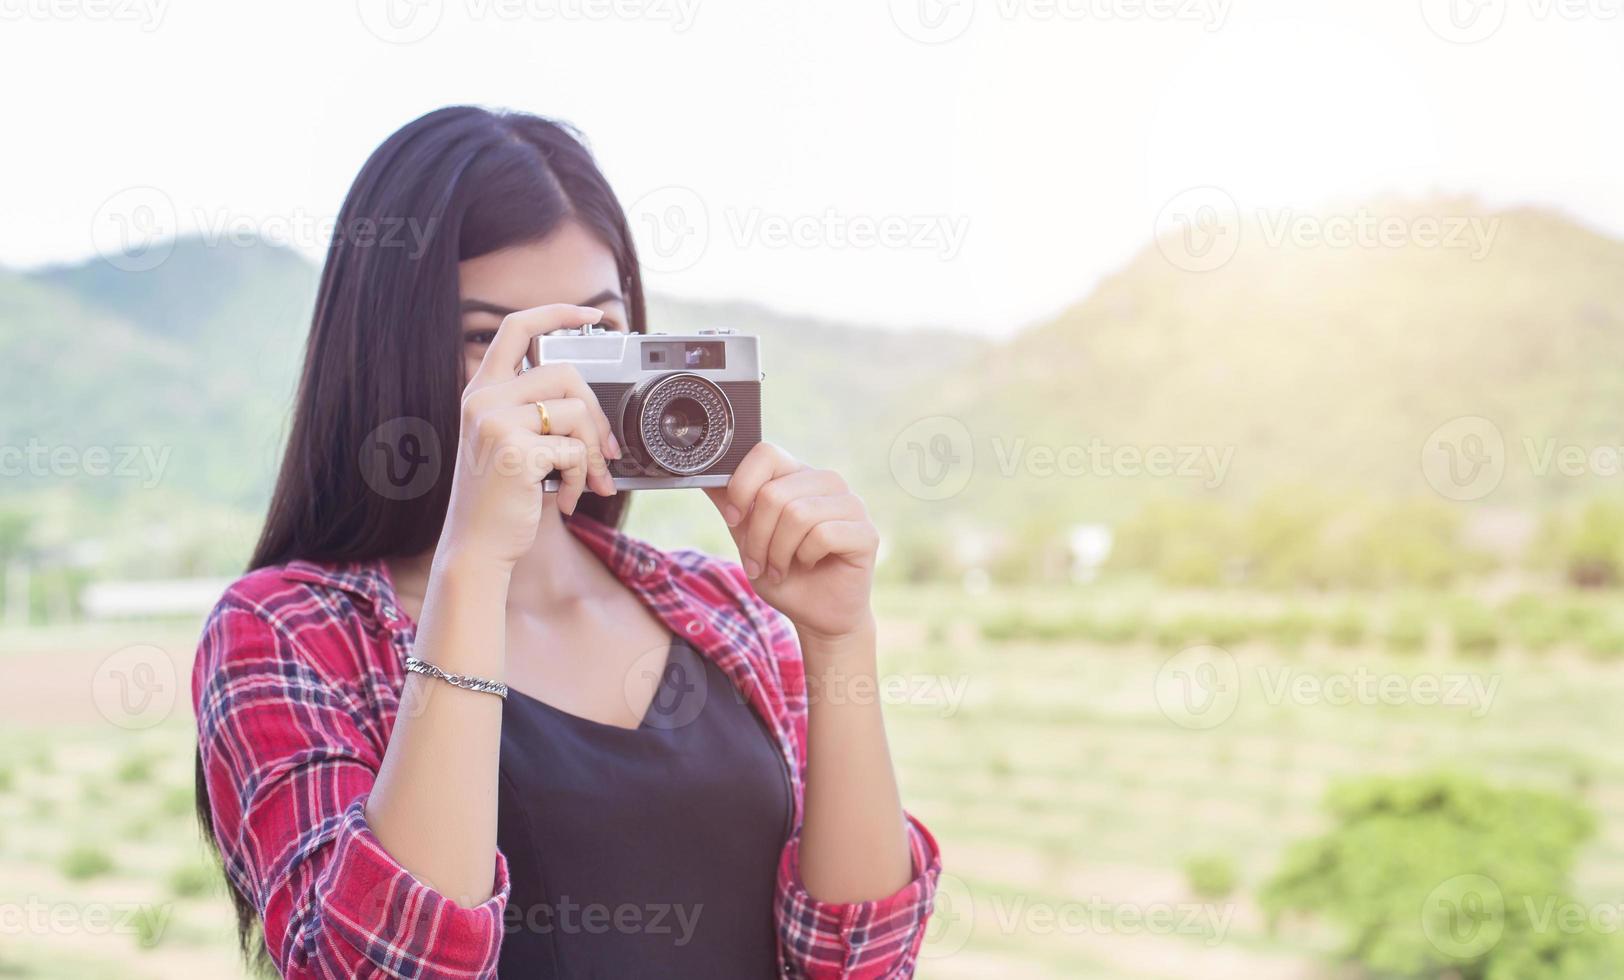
[459,299,516,318]
[459,291,624,318]
[578,288,623,308]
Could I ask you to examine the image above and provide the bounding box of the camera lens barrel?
[623,373,736,475]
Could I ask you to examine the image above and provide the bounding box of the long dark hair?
[197,105,646,965]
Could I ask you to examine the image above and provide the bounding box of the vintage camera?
[527,327,763,490]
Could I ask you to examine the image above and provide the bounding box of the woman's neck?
[390,497,611,620]
[506,498,603,607]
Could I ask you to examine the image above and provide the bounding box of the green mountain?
[6,201,1623,575]
[907,200,1624,524]
[0,238,984,564]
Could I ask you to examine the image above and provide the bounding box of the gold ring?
[535,401,551,436]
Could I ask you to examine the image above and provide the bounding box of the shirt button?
[684,620,704,637]
[380,603,397,622]
[637,558,658,577]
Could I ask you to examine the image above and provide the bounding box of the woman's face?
[456,218,630,382]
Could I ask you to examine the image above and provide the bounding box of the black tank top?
[495,636,792,978]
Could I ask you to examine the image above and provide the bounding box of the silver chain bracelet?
[404,657,509,700]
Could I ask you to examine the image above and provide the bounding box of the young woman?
[191,106,940,978]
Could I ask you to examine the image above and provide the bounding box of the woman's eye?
[464,331,497,346]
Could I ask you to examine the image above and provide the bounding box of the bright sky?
[1,0,1620,335]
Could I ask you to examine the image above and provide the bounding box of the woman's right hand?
[438,303,621,571]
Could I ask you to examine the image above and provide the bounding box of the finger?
[742,468,845,579]
[501,364,619,460]
[765,494,864,582]
[703,487,742,539]
[719,443,804,530]
[539,435,589,515]
[480,400,613,497]
[795,520,878,570]
[470,304,604,388]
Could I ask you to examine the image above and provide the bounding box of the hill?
[908,199,1624,525]
[6,200,1624,574]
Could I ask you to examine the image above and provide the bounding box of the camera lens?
[626,374,735,476]
[660,397,708,451]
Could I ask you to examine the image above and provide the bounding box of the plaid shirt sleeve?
[193,578,509,979]
[719,563,943,979]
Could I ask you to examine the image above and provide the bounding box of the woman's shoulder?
[197,559,394,681]
[210,559,385,625]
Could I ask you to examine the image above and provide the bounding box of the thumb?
[703,487,746,545]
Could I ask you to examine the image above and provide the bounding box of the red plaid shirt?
[193,515,940,979]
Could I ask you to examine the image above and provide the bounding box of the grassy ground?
[4,587,1624,977]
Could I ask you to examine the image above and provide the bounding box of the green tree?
[1536,499,1624,588]
[1262,772,1610,979]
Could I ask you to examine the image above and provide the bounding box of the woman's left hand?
[705,442,877,642]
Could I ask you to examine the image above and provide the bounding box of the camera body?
[527,327,763,490]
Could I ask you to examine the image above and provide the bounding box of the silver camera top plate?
[526,327,762,382]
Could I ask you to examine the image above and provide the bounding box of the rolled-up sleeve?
[194,597,509,979]
[776,815,942,978]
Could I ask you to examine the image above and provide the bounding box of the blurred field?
[5,585,1624,978]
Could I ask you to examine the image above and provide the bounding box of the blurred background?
[3,2,1624,977]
